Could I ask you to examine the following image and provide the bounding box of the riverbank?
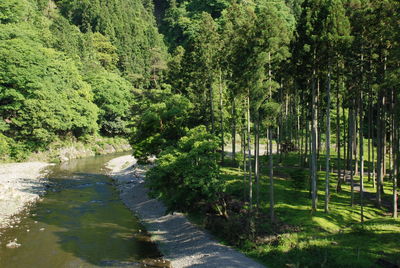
[0,138,131,237]
[1,136,131,163]
[0,162,52,235]
[106,155,265,268]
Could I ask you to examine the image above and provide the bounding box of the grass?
[201,150,400,268]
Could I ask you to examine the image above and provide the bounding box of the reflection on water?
[0,153,168,268]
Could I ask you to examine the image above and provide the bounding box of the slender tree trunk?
[383,128,387,179]
[210,83,215,133]
[350,108,355,206]
[344,105,348,172]
[392,88,398,218]
[219,69,224,163]
[311,71,318,211]
[360,91,364,223]
[354,105,358,177]
[337,102,346,192]
[368,93,372,183]
[336,70,341,192]
[305,111,309,167]
[242,113,247,201]
[269,127,275,222]
[372,104,376,189]
[247,95,252,211]
[377,93,383,207]
[232,98,236,165]
[278,125,282,163]
[300,99,304,166]
[255,114,260,211]
[325,72,331,213]
[360,51,365,223]
[382,57,388,182]
[297,95,301,155]
[317,79,321,160]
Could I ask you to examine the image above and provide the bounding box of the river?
[0,153,167,268]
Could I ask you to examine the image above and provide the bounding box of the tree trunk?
[368,92,372,183]
[317,78,321,160]
[242,115,247,201]
[255,114,260,211]
[336,71,341,193]
[247,95,252,211]
[392,88,398,218]
[219,69,224,163]
[337,101,346,192]
[269,127,275,222]
[372,103,376,189]
[325,72,331,213]
[377,93,383,207]
[210,83,215,134]
[300,95,304,166]
[354,107,359,177]
[349,108,354,207]
[305,111,309,167]
[360,91,364,223]
[311,72,318,211]
[232,98,236,165]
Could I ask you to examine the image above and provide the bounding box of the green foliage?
[56,0,167,87]
[0,133,11,160]
[90,32,119,71]
[0,0,29,24]
[0,34,98,149]
[130,89,194,162]
[0,0,142,160]
[85,69,133,136]
[147,126,221,212]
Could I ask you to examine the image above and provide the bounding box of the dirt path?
[106,155,266,268]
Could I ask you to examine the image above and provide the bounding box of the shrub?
[146,126,222,212]
[0,133,11,160]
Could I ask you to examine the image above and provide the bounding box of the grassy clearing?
[200,150,400,268]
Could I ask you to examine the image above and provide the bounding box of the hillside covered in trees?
[1,0,400,267]
[0,0,165,160]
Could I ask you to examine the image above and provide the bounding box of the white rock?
[6,239,21,249]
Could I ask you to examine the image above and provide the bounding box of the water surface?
[0,153,166,268]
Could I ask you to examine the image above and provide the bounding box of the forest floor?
[107,155,266,268]
[0,162,52,235]
[211,152,400,268]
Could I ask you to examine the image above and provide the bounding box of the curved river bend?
[0,153,167,268]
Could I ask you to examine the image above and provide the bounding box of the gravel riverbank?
[0,162,52,234]
[106,155,266,268]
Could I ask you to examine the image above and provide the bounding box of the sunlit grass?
[217,150,400,268]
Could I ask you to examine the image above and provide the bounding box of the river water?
[0,153,167,268]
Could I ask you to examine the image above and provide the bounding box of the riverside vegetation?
[1,0,400,267]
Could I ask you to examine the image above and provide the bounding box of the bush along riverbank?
[106,155,265,268]
[0,136,131,163]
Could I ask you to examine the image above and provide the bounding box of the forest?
[1,0,400,267]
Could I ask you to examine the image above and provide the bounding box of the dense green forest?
[0,0,165,160]
[1,0,400,267]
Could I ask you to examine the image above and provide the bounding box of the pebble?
[39,228,45,231]
[6,239,21,249]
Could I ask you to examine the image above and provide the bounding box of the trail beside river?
[0,162,51,233]
[107,155,266,268]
